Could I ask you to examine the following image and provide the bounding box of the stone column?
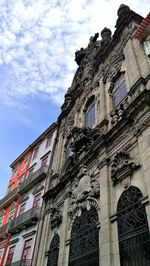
[99,163,111,266]
[57,196,70,266]
[35,213,51,266]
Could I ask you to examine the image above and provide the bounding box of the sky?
[0,0,149,198]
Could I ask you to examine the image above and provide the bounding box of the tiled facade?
[0,123,57,265]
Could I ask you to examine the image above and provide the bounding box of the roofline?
[133,12,150,40]
[10,122,57,168]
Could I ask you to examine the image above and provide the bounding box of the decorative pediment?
[111,150,140,185]
[45,202,62,229]
[70,165,100,212]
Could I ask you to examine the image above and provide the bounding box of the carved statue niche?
[70,165,100,209]
[45,201,62,229]
[111,150,140,185]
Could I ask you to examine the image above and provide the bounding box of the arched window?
[112,73,127,108]
[117,186,150,266]
[69,206,99,266]
[47,233,60,266]
[85,97,95,128]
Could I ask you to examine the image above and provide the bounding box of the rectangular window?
[144,38,150,60]
[19,203,26,216]
[18,174,25,186]
[41,155,48,167]
[6,246,15,265]
[32,147,39,160]
[0,249,3,261]
[85,99,95,128]
[22,156,29,169]
[33,193,41,207]
[0,216,3,227]
[8,209,15,222]
[22,239,32,260]
[27,167,34,178]
[11,165,18,178]
[112,74,127,108]
[7,183,13,194]
[46,135,52,148]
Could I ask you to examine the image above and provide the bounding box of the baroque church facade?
[33,5,150,266]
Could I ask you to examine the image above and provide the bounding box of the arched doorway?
[47,233,60,266]
[68,206,99,266]
[117,186,150,266]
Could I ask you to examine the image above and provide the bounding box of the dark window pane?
[112,75,127,108]
[85,99,95,128]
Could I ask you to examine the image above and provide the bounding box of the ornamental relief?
[45,201,62,229]
[110,149,140,185]
[69,165,100,212]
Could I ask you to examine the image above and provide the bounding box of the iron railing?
[18,166,48,193]
[0,187,18,208]
[5,259,31,266]
[8,207,41,234]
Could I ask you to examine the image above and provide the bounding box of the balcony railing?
[8,207,41,235]
[0,187,18,208]
[5,259,31,266]
[18,166,48,193]
[0,223,9,240]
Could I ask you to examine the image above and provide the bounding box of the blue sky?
[0,0,149,198]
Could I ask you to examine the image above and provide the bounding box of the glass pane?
[85,100,95,128]
[113,79,127,108]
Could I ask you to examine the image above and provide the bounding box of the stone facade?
[33,5,150,266]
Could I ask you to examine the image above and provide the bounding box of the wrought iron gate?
[69,206,99,266]
[117,186,150,266]
[47,233,59,266]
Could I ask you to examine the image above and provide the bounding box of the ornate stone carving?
[65,127,102,164]
[111,150,140,185]
[70,165,100,211]
[45,202,62,229]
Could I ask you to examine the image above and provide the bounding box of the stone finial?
[117,4,130,17]
[101,27,112,40]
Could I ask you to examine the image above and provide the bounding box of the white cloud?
[0,0,149,106]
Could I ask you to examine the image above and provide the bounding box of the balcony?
[5,259,31,266]
[0,188,18,208]
[0,223,9,240]
[8,207,41,235]
[18,166,48,193]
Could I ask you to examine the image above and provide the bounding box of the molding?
[22,230,36,239]
[9,238,19,245]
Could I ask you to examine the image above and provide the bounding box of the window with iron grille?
[69,206,99,266]
[117,186,150,266]
[112,73,127,108]
[47,234,60,266]
[85,97,95,128]
[33,193,41,207]
[22,239,32,261]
